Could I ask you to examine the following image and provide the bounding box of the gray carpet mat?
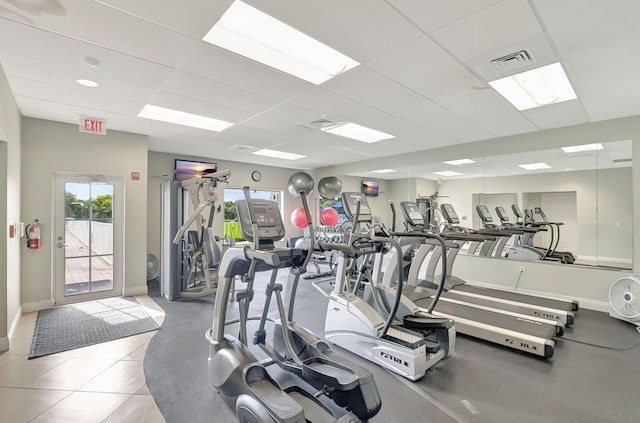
[29,296,159,359]
[145,275,640,423]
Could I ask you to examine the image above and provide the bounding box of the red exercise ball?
[320,208,340,226]
[291,207,309,228]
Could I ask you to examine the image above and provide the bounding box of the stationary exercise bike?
[206,173,381,422]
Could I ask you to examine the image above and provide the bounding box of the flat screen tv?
[361,179,379,197]
[175,159,217,181]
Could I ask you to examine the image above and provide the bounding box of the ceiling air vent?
[491,49,535,73]
[228,144,259,153]
[309,117,344,130]
[613,158,632,163]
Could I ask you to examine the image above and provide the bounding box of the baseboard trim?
[123,285,148,297]
[0,337,8,352]
[22,298,54,313]
[464,280,610,312]
[7,305,22,350]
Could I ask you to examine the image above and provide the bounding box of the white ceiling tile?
[581,91,640,122]
[565,41,640,99]
[387,0,502,33]
[431,0,543,61]
[434,87,538,137]
[96,0,233,39]
[161,71,279,115]
[533,0,640,59]
[400,100,495,143]
[144,90,254,124]
[521,100,589,130]
[0,21,175,88]
[367,36,482,97]
[248,0,423,62]
[178,42,310,100]
[0,1,198,67]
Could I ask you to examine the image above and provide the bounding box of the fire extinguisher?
[26,219,40,250]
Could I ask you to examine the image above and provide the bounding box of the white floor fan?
[609,275,640,326]
[147,252,160,281]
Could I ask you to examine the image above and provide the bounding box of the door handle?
[56,242,69,248]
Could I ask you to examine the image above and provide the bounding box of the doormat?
[29,296,160,359]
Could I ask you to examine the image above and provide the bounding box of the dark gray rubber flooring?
[145,274,640,423]
[29,296,159,359]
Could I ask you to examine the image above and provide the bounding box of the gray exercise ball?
[318,176,342,199]
[288,172,314,197]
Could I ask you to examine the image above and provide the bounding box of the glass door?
[54,174,123,304]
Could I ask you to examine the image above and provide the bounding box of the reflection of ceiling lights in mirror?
[489,62,577,110]
[372,169,396,173]
[253,149,306,160]
[138,105,234,131]
[444,158,475,166]
[323,122,395,143]
[561,143,604,153]
[434,171,463,176]
[518,162,551,170]
[202,1,359,85]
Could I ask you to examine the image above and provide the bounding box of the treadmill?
[341,193,560,358]
[402,201,578,326]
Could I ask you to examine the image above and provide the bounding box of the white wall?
[147,152,308,262]
[0,62,21,351]
[21,118,148,311]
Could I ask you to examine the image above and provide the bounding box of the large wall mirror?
[331,139,632,270]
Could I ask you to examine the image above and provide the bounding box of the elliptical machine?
[206,173,381,422]
[319,192,455,381]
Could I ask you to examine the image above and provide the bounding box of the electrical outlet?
[519,266,525,273]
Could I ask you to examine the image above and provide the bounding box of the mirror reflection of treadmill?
[407,201,578,324]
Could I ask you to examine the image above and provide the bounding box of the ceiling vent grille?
[613,158,632,163]
[491,49,535,73]
[228,144,259,153]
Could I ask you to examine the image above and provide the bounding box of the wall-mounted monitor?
[361,179,379,197]
[175,159,217,181]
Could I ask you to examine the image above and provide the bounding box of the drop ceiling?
[0,0,638,178]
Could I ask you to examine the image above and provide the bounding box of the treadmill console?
[400,201,425,227]
[440,203,460,225]
[236,199,285,244]
[495,206,510,223]
[476,205,494,223]
[341,192,372,222]
[511,204,523,219]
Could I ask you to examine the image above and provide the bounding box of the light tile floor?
[0,295,167,423]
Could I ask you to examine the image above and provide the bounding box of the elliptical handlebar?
[297,191,315,274]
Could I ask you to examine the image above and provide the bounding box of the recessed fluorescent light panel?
[138,105,233,132]
[372,169,396,174]
[433,171,463,177]
[323,123,395,143]
[253,149,306,160]
[489,62,577,110]
[561,143,603,154]
[203,1,359,85]
[76,79,99,87]
[444,158,475,166]
[518,162,551,170]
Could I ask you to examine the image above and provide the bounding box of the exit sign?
[79,117,107,135]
